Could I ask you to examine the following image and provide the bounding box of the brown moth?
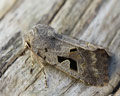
[24,24,110,86]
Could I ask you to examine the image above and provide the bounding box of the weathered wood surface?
[114,88,120,96]
[0,0,120,96]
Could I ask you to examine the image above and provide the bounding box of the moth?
[24,24,110,86]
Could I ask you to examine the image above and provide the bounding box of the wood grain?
[0,0,120,96]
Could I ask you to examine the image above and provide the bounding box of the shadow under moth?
[24,24,110,86]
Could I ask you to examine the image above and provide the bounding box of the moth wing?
[54,33,111,55]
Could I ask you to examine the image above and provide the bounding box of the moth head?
[24,24,56,50]
[33,24,55,37]
[24,24,56,56]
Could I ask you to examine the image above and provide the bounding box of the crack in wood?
[0,48,27,78]
[69,0,93,36]
[108,28,120,48]
[111,72,120,94]
[49,0,67,24]
[18,67,46,96]
[37,0,66,25]
[59,80,77,96]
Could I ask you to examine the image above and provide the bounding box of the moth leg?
[31,55,48,87]
[42,67,48,88]
[38,64,48,88]
[31,52,36,67]
[31,54,48,87]
[24,52,35,65]
[24,42,48,87]
[25,56,30,64]
[24,41,35,66]
[27,52,36,74]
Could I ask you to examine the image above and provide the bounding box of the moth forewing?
[54,32,100,51]
[26,24,110,86]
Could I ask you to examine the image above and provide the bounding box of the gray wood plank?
[0,0,16,19]
[0,0,120,96]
